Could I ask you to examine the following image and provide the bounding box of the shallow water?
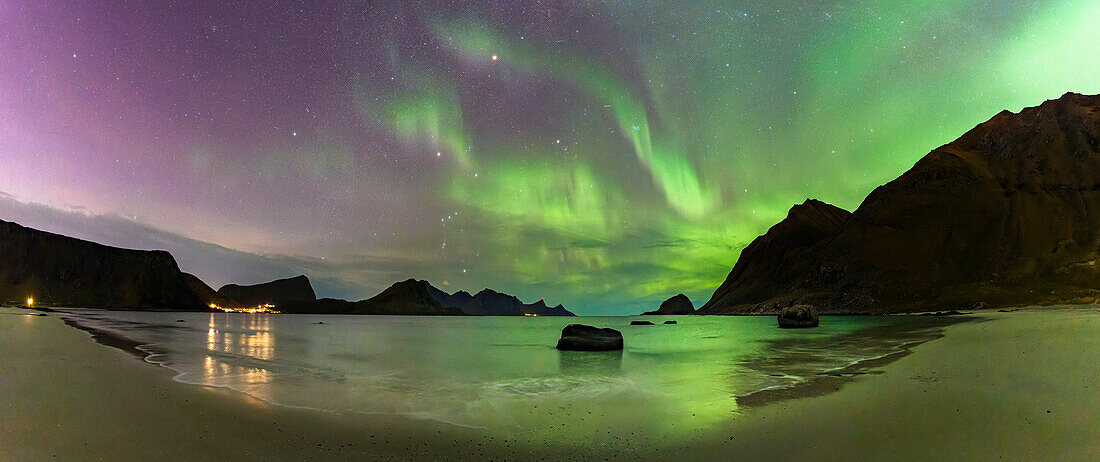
[61,311,958,441]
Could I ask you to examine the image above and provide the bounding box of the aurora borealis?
[2,1,1099,314]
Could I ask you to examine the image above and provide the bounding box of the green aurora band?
[360,1,1100,314]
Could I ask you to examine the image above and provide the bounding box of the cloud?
[0,193,400,300]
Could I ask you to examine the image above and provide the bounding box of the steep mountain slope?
[0,219,204,310]
[700,92,1100,313]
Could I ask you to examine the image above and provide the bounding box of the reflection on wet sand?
[735,316,972,407]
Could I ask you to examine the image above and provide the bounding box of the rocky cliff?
[700,92,1100,314]
[0,219,205,310]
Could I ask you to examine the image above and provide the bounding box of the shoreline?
[1,306,566,461]
[5,306,1100,460]
[53,307,972,419]
[735,315,976,407]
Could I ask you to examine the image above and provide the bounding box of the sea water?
[60,310,956,441]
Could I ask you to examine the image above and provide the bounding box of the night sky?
[2,1,1099,314]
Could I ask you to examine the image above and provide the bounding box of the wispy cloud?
[0,193,412,300]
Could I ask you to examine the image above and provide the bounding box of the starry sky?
[2,1,1099,314]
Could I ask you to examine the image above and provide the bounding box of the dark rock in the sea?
[663,320,678,324]
[0,219,205,311]
[313,321,324,324]
[35,313,47,317]
[630,320,655,326]
[217,275,316,307]
[642,293,696,315]
[997,308,1019,313]
[555,324,624,351]
[175,319,186,323]
[919,310,965,316]
[700,93,1100,314]
[777,305,819,328]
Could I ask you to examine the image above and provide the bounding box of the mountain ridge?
[0,218,205,310]
[700,92,1100,314]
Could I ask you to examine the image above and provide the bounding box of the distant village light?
[209,303,279,314]
[26,297,34,307]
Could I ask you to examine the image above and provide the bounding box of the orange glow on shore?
[25,297,34,307]
[523,313,538,317]
[208,303,280,314]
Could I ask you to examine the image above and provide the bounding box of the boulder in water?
[778,305,819,328]
[556,324,624,351]
[630,320,654,326]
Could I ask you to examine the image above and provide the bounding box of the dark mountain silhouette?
[182,273,241,308]
[700,92,1100,314]
[275,297,358,314]
[278,279,573,316]
[352,279,464,315]
[449,288,575,316]
[0,219,205,310]
[276,279,463,315]
[216,275,316,306]
[425,284,474,310]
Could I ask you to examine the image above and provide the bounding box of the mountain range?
[277,279,574,316]
[0,218,570,315]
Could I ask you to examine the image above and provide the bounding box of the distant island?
[272,278,575,316]
[642,294,696,315]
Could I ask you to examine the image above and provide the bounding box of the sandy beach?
[3,306,1099,461]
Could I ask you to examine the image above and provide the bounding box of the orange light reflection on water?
[204,312,275,400]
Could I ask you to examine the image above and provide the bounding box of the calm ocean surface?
[61,310,955,440]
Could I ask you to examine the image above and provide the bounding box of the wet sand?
[0,307,593,461]
[3,306,1099,460]
[671,307,1100,461]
